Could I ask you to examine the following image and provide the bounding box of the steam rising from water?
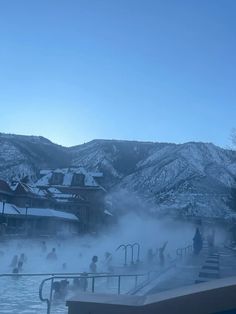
[0,214,197,274]
[0,210,228,314]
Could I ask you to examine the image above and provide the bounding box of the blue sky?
[0,0,235,147]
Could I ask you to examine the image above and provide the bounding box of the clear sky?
[0,0,235,147]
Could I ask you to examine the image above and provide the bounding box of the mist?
[0,214,199,274]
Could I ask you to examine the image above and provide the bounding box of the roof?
[0,202,20,215]
[18,207,78,221]
[0,201,78,221]
[0,180,13,195]
[104,209,113,216]
[13,182,48,198]
[37,167,103,188]
[44,186,86,202]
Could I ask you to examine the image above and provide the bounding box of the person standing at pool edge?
[193,228,203,255]
[89,256,98,273]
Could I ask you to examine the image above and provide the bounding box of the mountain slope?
[70,139,161,187]
[0,133,71,182]
[1,133,236,218]
[70,140,236,218]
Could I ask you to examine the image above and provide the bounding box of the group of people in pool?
[52,253,113,300]
[8,241,113,301]
[9,246,58,273]
[10,253,27,273]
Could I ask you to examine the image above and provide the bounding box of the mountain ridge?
[0,132,235,218]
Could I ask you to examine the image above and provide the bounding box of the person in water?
[12,267,19,274]
[62,262,67,270]
[193,227,203,255]
[80,272,88,291]
[18,260,23,271]
[19,253,27,264]
[73,277,80,290]
[89,256,98,273]
[41,241,47,253]
[52,280,69,300]
[10,255,18,268]
[104,252,113,272]
[159,241,168,267]
[147,248,155,264]
[46,248,57,261]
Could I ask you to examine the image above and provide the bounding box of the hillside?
[0,133,71,182]
[1,133,236,218]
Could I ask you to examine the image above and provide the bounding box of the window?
[50,173,63,185]
[71,173,85,186]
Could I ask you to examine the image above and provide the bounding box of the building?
[0,167,108,235]
[34,168,107,231]
[0,200,78,236]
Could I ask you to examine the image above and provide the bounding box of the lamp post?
[25,203,29,235]
[25,203,29,216]
[2,199,6,215]
[86,206,90,233]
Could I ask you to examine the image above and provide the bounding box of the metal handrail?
[132,243,141,263]
[128,260,177,295]
[0,271,108,314]
[39,272,148,314]
[116,242,141,266]
[176,245,193,257]
[116,244,128,266]
[0,271,109,277]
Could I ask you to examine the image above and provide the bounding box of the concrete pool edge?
[66,275,236,314]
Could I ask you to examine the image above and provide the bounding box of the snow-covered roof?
[47,187,62,194]
[0,201,78,221]
[89,172,103,178]
[0,202,20,215]
[26,185,48,197]
[18,207,78,221]
[36,173,51,186]
[46,187,76,200]
[36,167,103,188]
[40,170,51,175]
[104,209,113,216]
[14,182,48,197]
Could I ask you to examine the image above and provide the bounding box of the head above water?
[105,252,111,258]
[92,255,98,263]
[62,263,67,269]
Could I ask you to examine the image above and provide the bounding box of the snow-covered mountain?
[1,133,236,218]
[0,133,71,182]
[70,140,236,218]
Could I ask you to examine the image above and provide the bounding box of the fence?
[176,245,193,258]
[39,272,149,314]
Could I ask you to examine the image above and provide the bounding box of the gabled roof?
[0,180,13,195]
[36,167,104,188]
[14,182,47,197]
